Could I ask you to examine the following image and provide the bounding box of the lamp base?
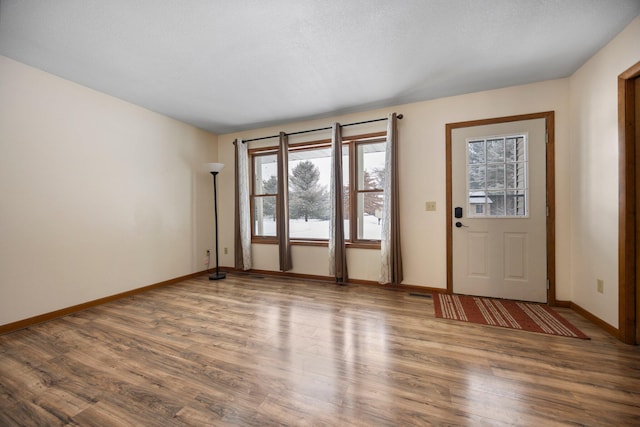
[209,272,226,281]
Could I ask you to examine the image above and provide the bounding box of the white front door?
[451,119,547,302]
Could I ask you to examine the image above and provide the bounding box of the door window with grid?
[467,135,528,217]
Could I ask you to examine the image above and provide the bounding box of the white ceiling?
[1,1,639,135]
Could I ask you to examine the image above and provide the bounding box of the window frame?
[251,148,279,242]
[287,140,335,242]
[249,131,386,248]
[349,136,387,246]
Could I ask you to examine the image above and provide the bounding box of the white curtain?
[237,139,252,270]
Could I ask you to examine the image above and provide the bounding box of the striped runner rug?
[433,294,589,339]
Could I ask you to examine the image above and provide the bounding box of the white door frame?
[446,112,556,305]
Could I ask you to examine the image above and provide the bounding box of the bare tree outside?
[363,170,383,215]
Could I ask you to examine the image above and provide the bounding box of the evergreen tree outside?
[261,175,277,220]
[289,161,329,222]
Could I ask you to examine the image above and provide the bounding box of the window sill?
[250,238,380,250]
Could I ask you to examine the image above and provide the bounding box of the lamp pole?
[206,163,226,280]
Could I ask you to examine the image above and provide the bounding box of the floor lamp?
[205,162,226,280]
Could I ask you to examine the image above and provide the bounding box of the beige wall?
[568,16,640,327]
[0,56,219,326]
[216,78,572,296]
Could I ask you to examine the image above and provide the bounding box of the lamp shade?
[204,162,225,173]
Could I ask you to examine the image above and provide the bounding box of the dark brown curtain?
[329,123,347,282]
[234,140,244,269]
[388,113,403,284]
[277,132,292,271]
[380,113,403,284]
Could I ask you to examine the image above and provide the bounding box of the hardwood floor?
[1,273,639,426]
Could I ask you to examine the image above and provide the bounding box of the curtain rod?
[237,113,403,144]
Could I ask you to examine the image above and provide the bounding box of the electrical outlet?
[224,247,228,255]
[425,201,436,211]
[597,279,604,294]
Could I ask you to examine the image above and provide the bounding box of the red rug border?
[433,293,590,340]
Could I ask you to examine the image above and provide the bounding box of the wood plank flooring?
[1,273,639,426]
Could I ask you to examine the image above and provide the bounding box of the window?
[249,132,386,245]
[354,140,385,241]
[288,145,335,240]
[467,135,528,217]
[252,152,277,237]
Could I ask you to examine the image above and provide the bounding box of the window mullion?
[502,138,507,212]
